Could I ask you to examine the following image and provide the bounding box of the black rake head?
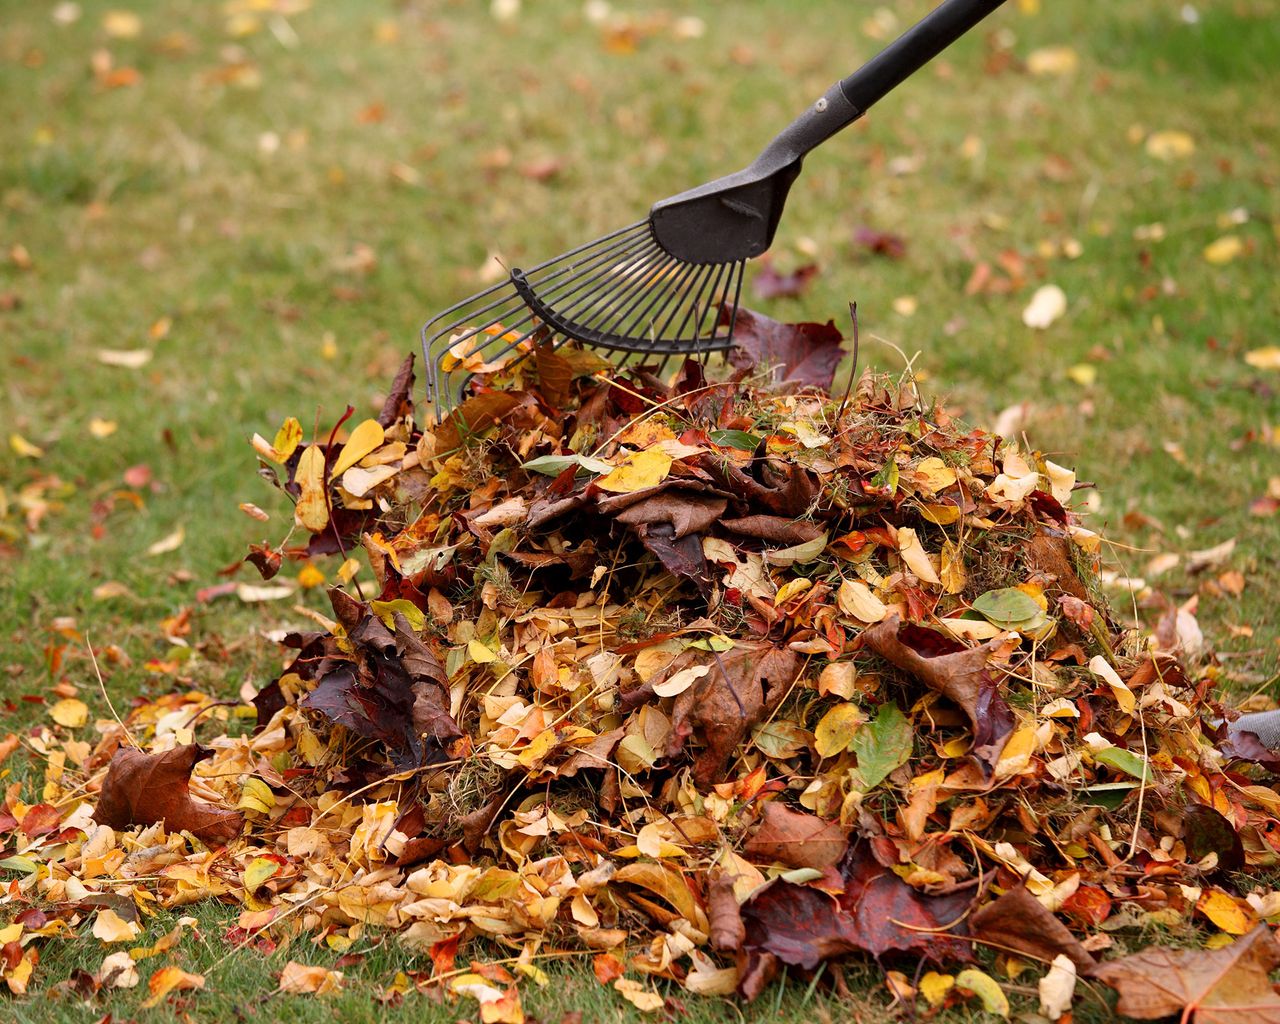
[422,220,747,416]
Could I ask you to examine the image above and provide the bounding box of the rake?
[423,0,1008,415]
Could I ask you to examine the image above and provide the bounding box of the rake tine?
[628,261,705,350]
[584,255,685,341]
[556,249,676,338]
[688,260,735,345]
[660,261,719,348]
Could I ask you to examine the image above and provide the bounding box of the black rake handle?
[753,0,1008,172]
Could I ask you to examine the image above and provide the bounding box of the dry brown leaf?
[1090,924,1280,1022]
[744,802,848,871]
[93,744,244,845]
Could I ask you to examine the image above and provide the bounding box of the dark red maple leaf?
[722,306,845,391]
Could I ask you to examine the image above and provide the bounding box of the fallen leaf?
[725,306,845,390]
[1022,284,1067,329]
[752,261,819,299]
[1145,129,1195,161]
[596,449,673,494]
[1203,235,1243,265]
[1039,953,1077,1018]
[93,907,142,944]
[1026,45,1078,75]
[332,419,385,477]
[955,968,1009,1017]
[969,885,1095,973]
[141,966,205,1009]
[93,744,244,845]
[50,697,89,728]
[145,526,185,556]
[1091,923,1280,1022]
[614,977,664,1012]
[278,961,344,995]
[99,950,140,989]
[744,802,848,870]
[96,348,152,369]
[1244,346,1280,371]
[293,445,329,533]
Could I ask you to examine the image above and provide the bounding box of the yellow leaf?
[89,418,118,438]
[93,908,141,944]
[915,456,956,492]
[1145,129,1195,161]
[919,971,955,1007]
[1244,346,1280,371]
[1026,45,1078,76]
[237,777,275,814]
[1198,889,1254,935]
[332,419,385,477]
[243,856,283,892]
[370,598,425,632]
[955,967,1010,1017]
[103,11,142,38]
[145,526,185,556]
[1066,363,1097,386]
[10,433,44,459]
[1089,655,1135,716]
[815,703,865,758]
[595,448,672,494]
[297,564,325,589]
[837,579,887,622]
[920,502,961,525]
[278,961,344,995]
[272,417,303,463]
[468,638,498,664]
[50,698,89,728]
[1203,235,1244,265]
[897,527,940,585]
[294,445,329,533]
[515,728,558,769]
[940,540,967,595]
[614,977,664,1013]
[0,923,21,943]
[141,966,205,1008]
[773,577,811,605]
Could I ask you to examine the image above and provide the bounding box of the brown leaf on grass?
[668,643,800,787]
[752,262,819,300]
[744,802,848,870]
[853,225,907,260]
[861,614,1014,771]
[93,745,244,845]
[969,885,1095,974]
[1090,924,1280,1022]
[724,306,845,391]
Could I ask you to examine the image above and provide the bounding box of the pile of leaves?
[4,307,1280,1021]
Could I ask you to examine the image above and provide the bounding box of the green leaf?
[687,634,734,652]
[852,703,913,789]
[0,855,37,874]
[1094,746,1149,781]
[1079,781,1138,809]
[709,429,761,451]
[972,587,1042,627]
[751,720,812,760]
[869,458,899,495]
[521,452,614,477]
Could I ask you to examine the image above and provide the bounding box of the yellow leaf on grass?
[10,433,44,459]
[1244,346,1280,371]
[332,419,385,477]
[595,449,672,494]
[89,418,118,438]
[50,698,89,728]
[96,348,152,369]
[294,445,329,533]
[1026,45,1078,76]
[243,856,283,892]
[614,977,664,1013]
[955,967,1010,1017]
[103,11,142,38]
[1203,235,1244,265]
[815,703,865,758]
[1066,363,1097,386]
[141,966,205,1008]
[278,961,344,995]
[1145,129,1195,161]
[145,526,185,556]
[297,564,325,589]
[93,908,141,944]
[1198,889,1254,935]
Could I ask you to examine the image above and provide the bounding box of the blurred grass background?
[1,0,1277,1019]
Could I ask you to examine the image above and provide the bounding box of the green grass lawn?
[1,0,1277,1019]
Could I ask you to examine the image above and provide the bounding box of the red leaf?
[723,306,845,391]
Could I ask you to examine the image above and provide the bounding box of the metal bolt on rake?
[422,0,1008,417]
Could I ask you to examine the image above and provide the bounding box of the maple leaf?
[92,744,244,845]
[1090,924,1280,1023]
[723,306,845,391]
[969,885,1095,974]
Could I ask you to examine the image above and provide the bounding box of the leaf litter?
[1,306,1277,1020]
